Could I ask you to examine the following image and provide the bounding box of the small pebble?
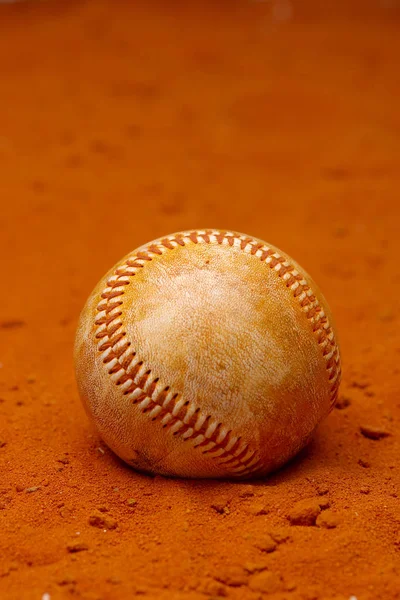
[127,498,137,507]
[360,486,370,494]
[0,440,6,448]
[358,459,371,468]
[26,486,40,493]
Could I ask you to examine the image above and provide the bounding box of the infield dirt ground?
[0,1,399,599]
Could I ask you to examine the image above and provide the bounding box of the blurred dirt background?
[0,1,399,599]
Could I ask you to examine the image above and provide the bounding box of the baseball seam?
[94,230,341,477]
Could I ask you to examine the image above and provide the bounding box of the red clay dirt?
[0,1,399,599]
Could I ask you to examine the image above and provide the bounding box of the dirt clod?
[318,498,330,510]
[67,542,89,553]
[360,425,390,440]
[316,485,329,496]
[287,499,321,526]
[316,510,339,529]
[88,511,117,530]
[254,534,277,553]
[243,561,269,574]
[198,579,227,597]
[238,485,255,498]
[249,571,283,593]
[58,574,77,585]
[269,529,291,544]
[210,499,230,515]
[246,502,269,516]
[215,567,247,587]
[0,320,25,329]
[59,506,74,518]
[107,577,122,585]
[336,395,351,409]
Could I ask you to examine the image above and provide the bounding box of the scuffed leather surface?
[74,231,340,478]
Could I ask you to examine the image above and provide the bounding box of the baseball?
[74,230,341,479]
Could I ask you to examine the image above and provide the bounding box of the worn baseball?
[74,229,341,479]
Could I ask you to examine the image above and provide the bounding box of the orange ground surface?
[0,1,399,599]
